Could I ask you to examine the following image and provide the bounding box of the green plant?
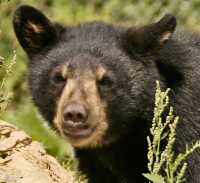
[0,51,16,113]
[143,81,200,183]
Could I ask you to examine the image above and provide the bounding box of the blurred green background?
[1,0,200,161]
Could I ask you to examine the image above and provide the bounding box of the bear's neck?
[76,125,149,183]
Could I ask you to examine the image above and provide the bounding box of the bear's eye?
[53,73,66,83]
[98,75,113,87]
[51,71,66,85]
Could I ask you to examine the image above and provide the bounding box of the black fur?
[13,5,200,183]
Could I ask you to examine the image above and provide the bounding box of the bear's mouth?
[63,123,96,139]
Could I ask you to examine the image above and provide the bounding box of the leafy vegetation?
[144,82,200,183]
[0,51,16,113]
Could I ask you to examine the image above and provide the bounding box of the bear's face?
[28,42,143,148]
[13,5,176,148]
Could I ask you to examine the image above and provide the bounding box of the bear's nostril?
[64,112,73,121]
[63,103,88,124]
[77,112,84,120]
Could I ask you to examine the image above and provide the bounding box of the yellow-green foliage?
[0,51,16,113]
[144,81,200,183]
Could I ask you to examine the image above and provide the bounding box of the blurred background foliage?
[1,0,200,161]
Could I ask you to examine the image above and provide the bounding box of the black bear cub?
[13,5,200,183]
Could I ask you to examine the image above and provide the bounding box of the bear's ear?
[13,5,58,55]
[124,14,176,54]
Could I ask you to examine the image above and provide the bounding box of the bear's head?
[13,5,176,148]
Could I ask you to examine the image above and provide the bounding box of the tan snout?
[53,65,109,147]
